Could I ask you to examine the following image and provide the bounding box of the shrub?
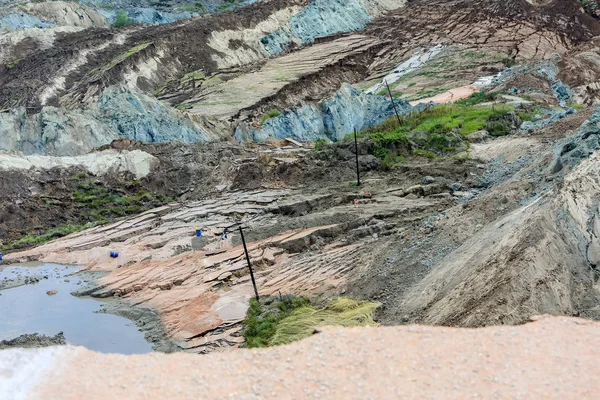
[260,108,282,125]
[112,10,130,28]
[313,138,328,151]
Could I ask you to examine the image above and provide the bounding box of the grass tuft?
[243,297,380,347]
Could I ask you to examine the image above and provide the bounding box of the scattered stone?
[449,183,462,192]
[422,176,436,185]
[46,290,58,296]
[520,121,535,133]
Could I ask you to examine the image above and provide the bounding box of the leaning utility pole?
[385,80,402,125]
[354,128,361,187]
[239,226,259,301]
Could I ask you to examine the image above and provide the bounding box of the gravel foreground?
[1,315,597,399]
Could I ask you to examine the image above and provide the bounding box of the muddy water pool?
[0,263,152,354]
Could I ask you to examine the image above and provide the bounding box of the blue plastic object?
[110,251,119,258]
[0,252,3,261]
[196,229,202,237]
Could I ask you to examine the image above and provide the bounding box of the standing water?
[0,263,153,354]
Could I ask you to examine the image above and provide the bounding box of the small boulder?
[449,182,462,192]
[466,130,489,142]
[422,176,436,185]
[46,290,58,296]
[521,121,535,133]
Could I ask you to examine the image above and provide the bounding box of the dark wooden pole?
[385,80,402,125]
[354,128,360,187]
[239,226,259,301]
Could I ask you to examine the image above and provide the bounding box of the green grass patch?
[71,178,170,221]
[462,50,488,59]
[243,297,380,347]
[517,111,533,122]
[454,91,498,106]
[313,138,328,152]
[260,108,282,125]
[181,4,204,12]
[68,171,89,181]
[243,296,311,348]
[354,103,514,166]
[112,10,131,28]
[568,102,585,110]
[5,59,22,69]
[412,87,447,99]
[2,222,102,251]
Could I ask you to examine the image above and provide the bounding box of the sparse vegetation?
[354,103,515,167]
[176,103,193,111]
[462,50,488,59]
[455,91,498,106]
[377,88,403,98]
[217,0,243,11]
[260,108,282,125]
[517,111,533,122]
[181,3,204,12]
[5,59,22,70]
[411,87,447,100]
[581,0,599,11]
[313,138,328,152]
[502,57,517,68]
[2,222,102,251]
[90,42,153,75]
[568,102,585,110]
[68,171,89,181]
[72,179,166,220]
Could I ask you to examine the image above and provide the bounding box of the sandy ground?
[0,315,597,399]
[410,85,477,106]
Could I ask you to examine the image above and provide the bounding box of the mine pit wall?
[235,83,413,142]
[0,87,215,156]
[2,0,600,155]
